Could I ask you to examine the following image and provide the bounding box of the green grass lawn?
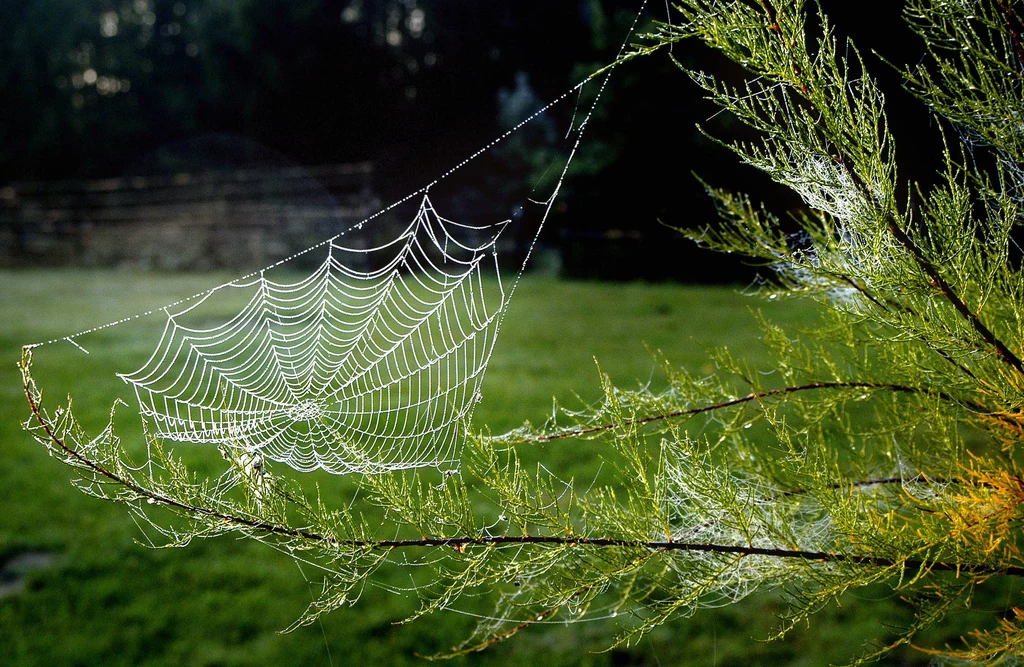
[0,269,946,666]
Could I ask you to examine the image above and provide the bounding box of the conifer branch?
[757,0,808,92]
[997,0,1024,69]
[836,146,1023,376]
[519,381,928,442]
[836,142,1024,377]
[777,475,939,498]
[757,0,781,34]
[885,220,1024,375]
[685,0,1024,378]
[790,41,1023,376]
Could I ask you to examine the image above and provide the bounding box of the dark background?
[0,0,935,281]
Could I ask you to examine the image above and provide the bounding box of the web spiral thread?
[118,196,506,473]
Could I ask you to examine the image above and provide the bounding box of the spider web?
[116,195,506,473]
[25,4,630,476]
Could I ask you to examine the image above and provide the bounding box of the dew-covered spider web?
[116,196,505,473]
[24,70,612,476]
[23,2,649,477]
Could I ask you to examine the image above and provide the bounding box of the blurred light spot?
[143,11,156,26]
[83,68,98,85]
[161,22,181,36]
[185,43,199,57]
[386,29,402,46]
[133,0,149,13]
[424,52,437,67]
[100,11,119,37]
[173,2,186,17]
[405,85,417,99]
[96,76,122,95]
[72,94,85,109]
[406,8,425,37]
[341,1,361,23]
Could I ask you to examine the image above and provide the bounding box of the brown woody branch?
[758,0,780,33]
[998,0,1024,71]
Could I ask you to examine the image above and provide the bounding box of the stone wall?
[0,163,379,270]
